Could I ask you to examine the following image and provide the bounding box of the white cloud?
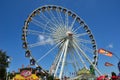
[107,43,113,48]
[46,38,54,45]
[38,35,54,45]
[38,35,45,41]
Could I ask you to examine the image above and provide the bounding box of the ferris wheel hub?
[66,31,73,37]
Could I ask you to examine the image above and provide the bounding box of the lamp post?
[6,56,12,80]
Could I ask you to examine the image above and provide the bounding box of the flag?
[105,62,114,66]
[98,48,112,57]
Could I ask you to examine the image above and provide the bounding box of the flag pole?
[113,53,120,60]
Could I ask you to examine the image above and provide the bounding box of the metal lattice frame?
[22,5,101,79]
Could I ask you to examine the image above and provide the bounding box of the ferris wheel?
[22,5,101,79]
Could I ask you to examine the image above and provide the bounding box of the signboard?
[13,70,39,80]
[20,70,32,78]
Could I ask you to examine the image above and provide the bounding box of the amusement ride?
[22,5,102,79]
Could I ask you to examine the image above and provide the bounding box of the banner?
[98,48,112,57]
[13,70,39,80]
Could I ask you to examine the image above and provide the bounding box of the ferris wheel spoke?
[48,10,62,27]
[39,12,58,29]
[52,27,68,43]
[54,42,66,77]
[73,25,82,33]
[77,38,92,44]
[69,51,80,72]
[28,42,43,48]
[52,33,65,42]
[69,49,81,70]
[52,49,62,69]
[43,11,59,27]
[53,40,66,75]
[27,29,51,37]
[73,40,102,75]
[52,29,64,40]
[79,43,94,53]
[54,40,65,76]
[75,32,88,37]
[72,42,88,69]
[56,9,64,26]
[31,18,53,32]
[65,11,69,28]
[37,40,63,63]
[70,17,77,30]
[53,37,64,43]
[59,39,69,79]
[28,40,53,48]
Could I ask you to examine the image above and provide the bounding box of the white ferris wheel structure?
[22,5,102,79]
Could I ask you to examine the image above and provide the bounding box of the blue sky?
[0,0,120,76]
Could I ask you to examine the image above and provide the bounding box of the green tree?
[47,75,54,80]
[0,50,9,80]
[89,65,95,75]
